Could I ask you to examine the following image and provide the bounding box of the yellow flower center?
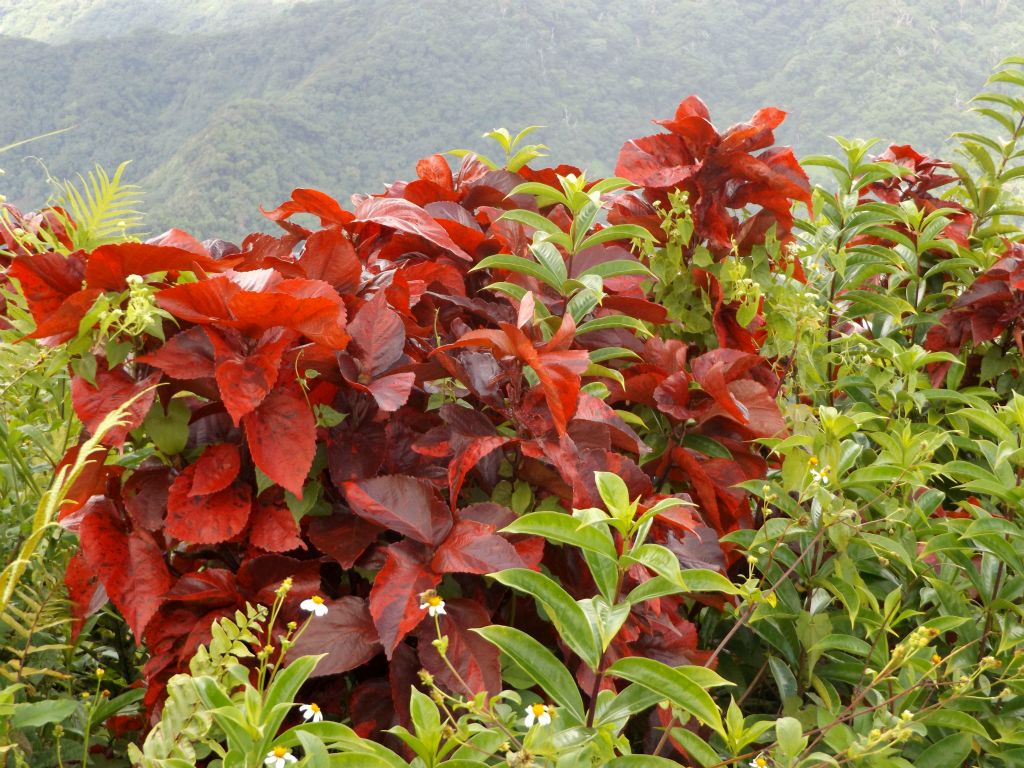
[273,746,288,758]
[755,759,768,768]
[531,703,546,716]
[808,456,819,466]
[427,595,443,607]
[932,654,942,664]
[310,595,324,605]
[310,703,320,713]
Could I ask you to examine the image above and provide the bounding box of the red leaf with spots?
[65,549,103,640]
[71,367,160,447]
[189,443,241,496]
[249,491,305,552]
[368,541,440,657]
[243,383,316,498]
[289,596,381,676]
[79,499,173,637]
[166,465,252,544]
[8,250,86,323]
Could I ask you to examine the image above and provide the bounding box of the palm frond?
[52,161,144,250]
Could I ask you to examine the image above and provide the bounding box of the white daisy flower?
[299,702,323,722]
[749,755,769,768]
[300,595,328,617]
[419,590,446,617]
[265,746,298,768]
[523,702,554,728]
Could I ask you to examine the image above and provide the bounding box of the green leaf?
[10,699,78,729]
[472,254,562,291]
[143,398,190,456]
[473,625,585,724]
[775,716,807,757]
[681,434,733,460]
[501,512,618,561]
[577,259,654,281]
[607,657,725,735]
[297,729,331,768]
[921,709,989,739]
[595,471,630,515]
[488,569,601,669]
[576,315,652,337]
[913,733,973,768]
[605,757,685,767]
[578,224,655,251]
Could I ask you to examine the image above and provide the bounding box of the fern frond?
[52,161,144,250]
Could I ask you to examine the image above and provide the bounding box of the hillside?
[2,0,1022,239]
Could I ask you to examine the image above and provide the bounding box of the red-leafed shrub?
[2,96,805,733]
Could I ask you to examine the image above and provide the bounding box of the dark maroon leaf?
[431,518,526,575]
[343,475,452,546]
[289,596,381,677]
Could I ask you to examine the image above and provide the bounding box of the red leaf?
[250,491,305,552]
[55,443,113,523]
[146,228,209,256]
[80,499,173,637]
[262,188,354,228]
[431,518,526,575]
[229,279,349,349]
[166,465,252,544]
[289,596,381,676]
[85,242,226,291]
[189,443,241,496]
[417,598,500,696]
[367,372,416,412]
[352,197,471,261]
[8,250,86,323]
[416,154,454,191]
[307,511,383,568]
[25,288,103,345]
[207,327,289,425]
[243,383,316,498]
[343,475,452,546]
[156,276,239,324]
[349,293,405,376]
[448,436,514,507]
[136,326,216,379]
[300,227,361,293]
[368,541,440,657]
[71,367,160,447]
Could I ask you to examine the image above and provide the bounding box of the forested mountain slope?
[2,0,1021,238]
